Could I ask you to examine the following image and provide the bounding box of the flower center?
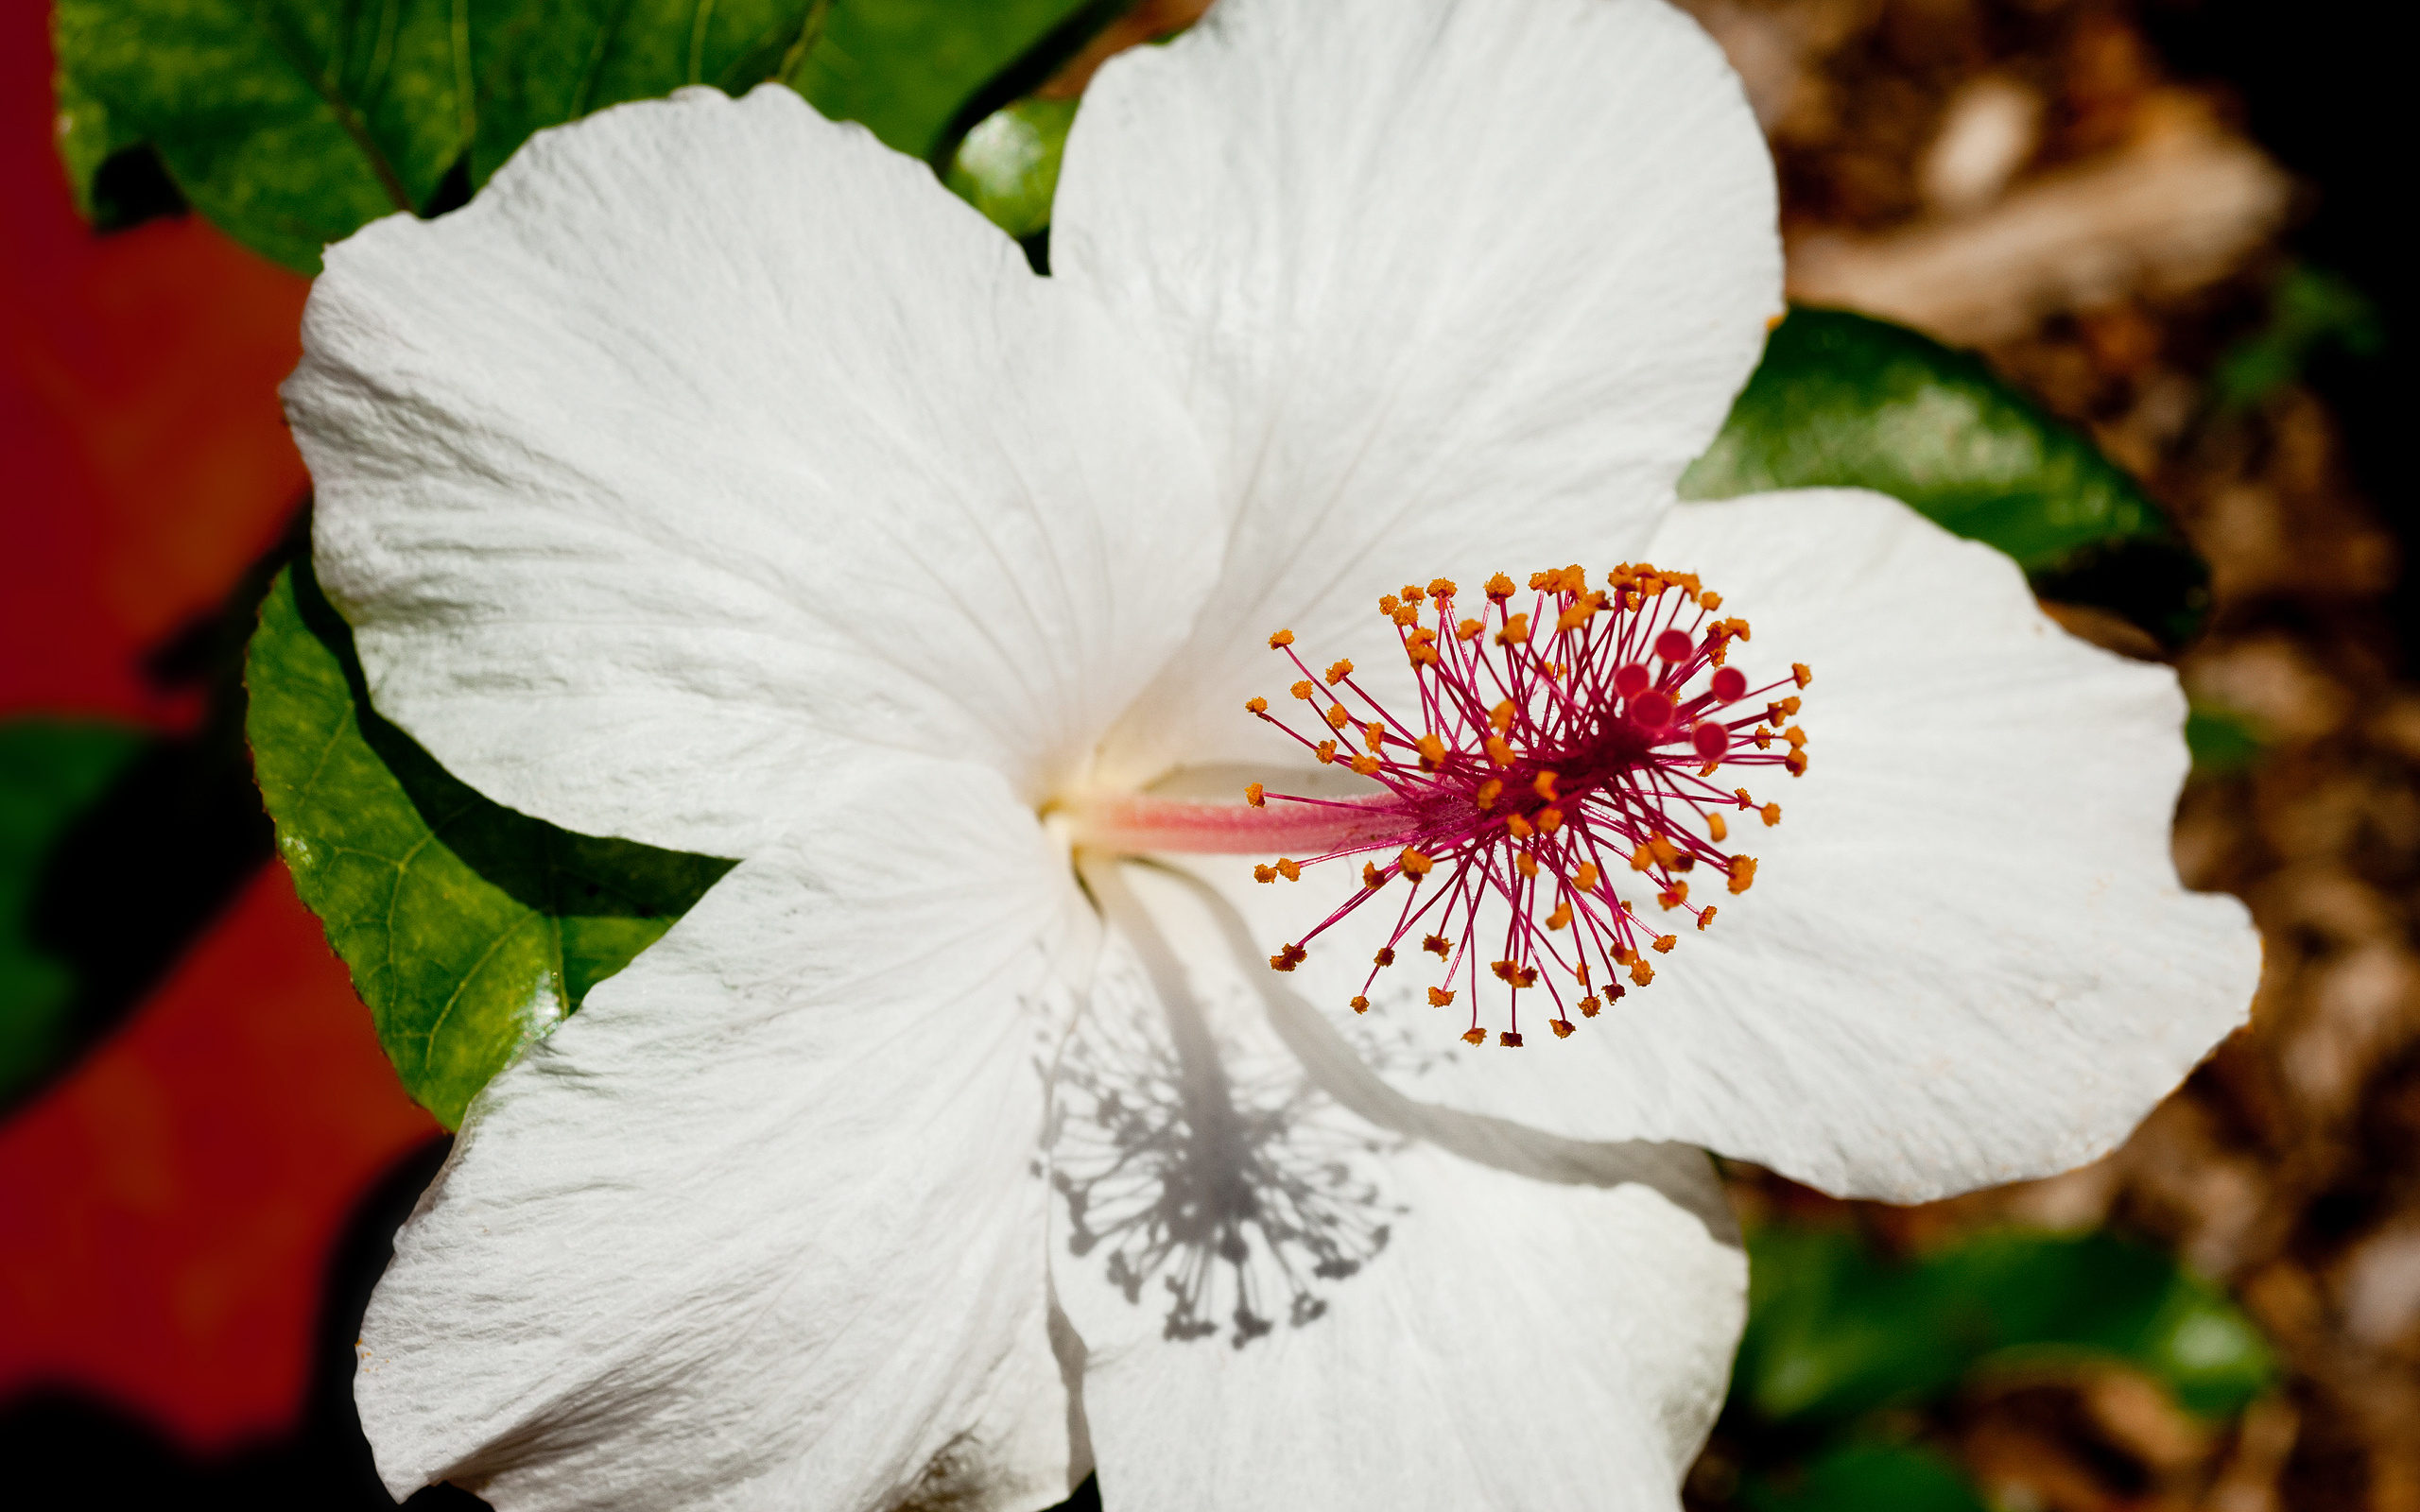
[1069,563,1812,1049]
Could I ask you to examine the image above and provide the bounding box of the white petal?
[1051,861,1741,1510]
[1055,0,1782,785]
[1187,490,2258,1203]
[288,84,1219,857]
[357,754,1090,1511]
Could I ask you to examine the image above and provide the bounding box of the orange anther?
[1630,958,1655,986]
[1760,803,1781,827]
[1706,812,1727,842]
[1577,995,1602,1018]
[1516,852,1539,879]
[1698,906,1717,931]
[1651,935,1676,954]
[1506,814,1534,841]
[1461,1026,1486,1044]
[1253,865,1277,884]
[1427,577,1457,601]
[1733,788,1756,809]
[1499,1031,1524,1047]
[1491,959,1518,983]
[1556,600,1599,632]
[1532,770,1558,800]
[1792,662,1813,688]
[1573,862,1600,891]
[1475,778,1503,809]
[1350,753,1380,776]
[1783,725,1806,747]
[1377,594,1401,614]
[1315,739,1338,765]
[1276,858,1302,881]
[1776,696,1801,716]
[1363,861,1386,889]
[1350,995,1369,1013]
[1658,881,1689,909]
[1650,836,1682,867]
[1324,658,1355,685]
[1754,730,1773,750]
[1374,946,1396,967]
[1399,847,1435,880]
[1728,855,1757,894]
[1547,901,1573,931]
[1537,807,1564,832]
[1495,613,1530,646]
[1549,1019,1574,1039]
[1364,720,1387,754]
[1700,592,1722,611]
[1629,842,1656,872]
[1423,933,1451,958]
[1456,617,1485,641]
[1268,628,1295,648]
[1575,961,1593,987]
[1432,987,1459,1007]
[1245,782,1265,807]
[1489,699,1516,733]
[1324,704,1351,730]
[1392,603,1423,627]
[1290,679,1316,701]
[1246,696,1269,714]
[1417,732,1448,766]
[1401,583,1423,604]
[1785,748,1808,776]
[1484,573,1516,601]
[1270,943,1307,971]
[1484,736,1516,767]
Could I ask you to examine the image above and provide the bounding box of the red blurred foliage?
[0,867,437,1452]
[0,0,309,724]
[2,0,434,1459]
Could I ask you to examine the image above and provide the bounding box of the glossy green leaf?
[793,0,1099,161]
[466,0,830,185]
[245,562,731,1127]
[1,722,147,1099]
[1734,1226,2273,1426]
[1683,306,2209,644]
[1743,1443,1989,1512]
[943,95,1076,238]
[57,0,1088,268]
[52,0,470,271]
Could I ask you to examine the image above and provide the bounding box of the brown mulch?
[1665,0,2416,1507]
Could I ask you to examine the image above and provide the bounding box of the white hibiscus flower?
[282,0,2259,1506]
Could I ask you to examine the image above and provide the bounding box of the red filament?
[1247,564,1812,1046]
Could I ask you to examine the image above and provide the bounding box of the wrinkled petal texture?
[290,84,1219,858]
[1198,490,2257,1202]
[1056,0,1782,785]
[1051,862,1741,1510]
[356,756,1086,1512]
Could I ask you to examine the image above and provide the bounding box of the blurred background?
[1,0,2408,1506]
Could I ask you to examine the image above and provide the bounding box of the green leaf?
[1734,1226,2274,1426]
[2214,266,2387,409]
[1743,1443,1990,1512]
[1,722,147,1100]
[245,561,731,1127]
[55,0,1098,270]
[467,0,830,186]
[2186,702,2267,779]
[792,0,1099,161]
[943,95,1076,238]
[1682,306,2209,644]
[53,0,470,271]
